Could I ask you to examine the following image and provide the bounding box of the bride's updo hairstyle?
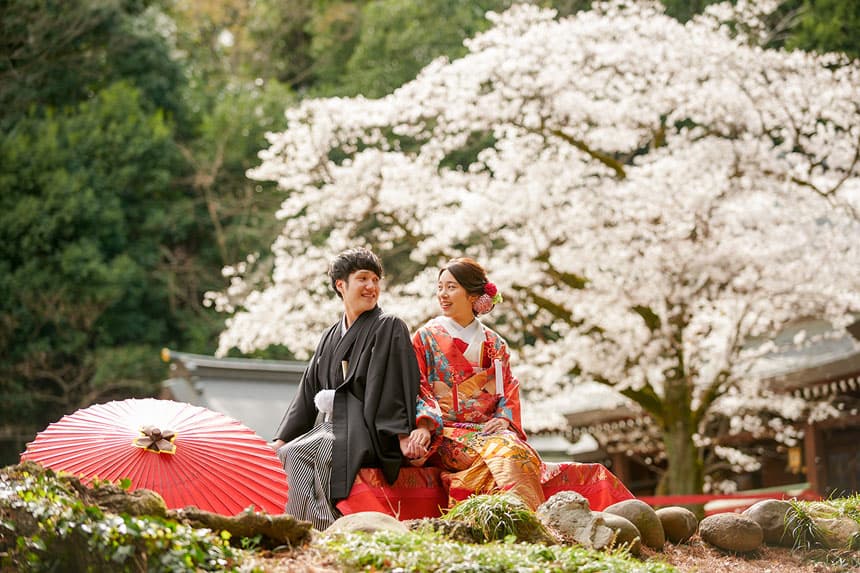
[441,258,497,316]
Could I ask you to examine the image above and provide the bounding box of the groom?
[270,247,426,529]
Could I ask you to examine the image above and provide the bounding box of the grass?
[319,529,678,573]
[787,495,860,549]
[441,492,553,543]
[786,499,825,550]
[785,495,860,571]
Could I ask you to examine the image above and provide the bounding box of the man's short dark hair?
[328,247,384,298]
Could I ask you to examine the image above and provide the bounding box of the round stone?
[603,499,665,550]
[699,513,763,553]
[656,506,698,544]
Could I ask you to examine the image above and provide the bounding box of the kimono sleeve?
[362,316,421,482]
[412,329,443,436]
[493,339,528,441]
[273,329,329,442]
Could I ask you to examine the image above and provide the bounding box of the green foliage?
[319,528,678,572]
[442,493,553,543]
[786,499,825,550]
[179,80,292,266]
[333,0,516,98]
[0,0,187,128]
[658,0,860,59]
[660,0,721,22]
[0,467,240,572]
[787,0,860,59]
[245,0,319,87]
[305,2,366,88]
[0,82,186,429]
[788,497,860,570]
[0,0,296,467]
[825,493,860,522]
[786,496,860,554]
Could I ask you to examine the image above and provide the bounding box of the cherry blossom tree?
[208,1,860,494]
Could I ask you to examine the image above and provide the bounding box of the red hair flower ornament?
[472,282,503,315]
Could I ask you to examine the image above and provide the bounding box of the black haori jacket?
[275,306,420,500]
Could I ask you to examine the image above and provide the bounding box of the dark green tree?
[0,83,187,432]
[788,0,860,58]
[335,0,516,97]
[0,0,187,128]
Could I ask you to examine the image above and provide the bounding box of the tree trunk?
[657,369,703,496]
[659,417,703,495]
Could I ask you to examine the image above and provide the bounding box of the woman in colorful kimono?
[409,257,545,510]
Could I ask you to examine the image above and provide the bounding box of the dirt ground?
[650,539,843,573]
[243,536,854,572]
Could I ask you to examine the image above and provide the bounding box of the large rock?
[407,518,486,544]
[87,485,168,518]
[593,511,642,555]
[603,499,665,550]
[172,506,314,548]
[805,502,837,517]
[699,513,763,553]
[325,511,409,535]
[656,506,698,544]
[537,491,615,550]
[813,517,860,549]
[742,499,793,546]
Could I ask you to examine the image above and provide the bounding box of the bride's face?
[437,270,477,325]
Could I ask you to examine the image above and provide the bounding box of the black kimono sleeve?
[329,313,421,499]
[362,316,420,482]
[273,324,335,442]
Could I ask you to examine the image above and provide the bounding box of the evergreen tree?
[0,83,186,431]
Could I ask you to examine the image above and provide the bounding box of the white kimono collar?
[432,316,484,364]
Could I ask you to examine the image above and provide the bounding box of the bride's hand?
[399,428,431,458]
[482,418,510,434]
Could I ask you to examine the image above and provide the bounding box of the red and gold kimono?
[412,316,545,509]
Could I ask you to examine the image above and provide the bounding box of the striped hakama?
[277,420,341,530]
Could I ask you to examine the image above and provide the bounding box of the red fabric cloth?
[336,467,449,519]
[337,461,634,519]
[539,461,634,511]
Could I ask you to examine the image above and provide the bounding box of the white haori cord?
[314,389,335,422]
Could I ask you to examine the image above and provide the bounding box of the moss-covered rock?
[443,493,557,544]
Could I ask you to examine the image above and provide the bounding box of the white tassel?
[314,389,335,422]
[494,359,504,395]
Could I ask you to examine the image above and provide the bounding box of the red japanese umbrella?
[21,398,289,516]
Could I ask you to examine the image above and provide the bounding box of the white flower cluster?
[704,476,740,494]
[214,1,860,453]
[713,445,762,473]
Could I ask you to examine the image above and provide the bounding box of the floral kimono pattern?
[412,318,545,510]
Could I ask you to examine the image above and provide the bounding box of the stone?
[805,502,836,518]
[593,511,642,555]
[603,499,665,550]
[88,485,168,518]
[742,499,793,546]
[699,513,763,553]
[537,491,615,550]
[407,518,486,544]
[656,506,698,544]
[813,517,860,549]
[325,511,409,535]
[172,506,314,548]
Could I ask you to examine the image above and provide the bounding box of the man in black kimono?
[270,247,427,529]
